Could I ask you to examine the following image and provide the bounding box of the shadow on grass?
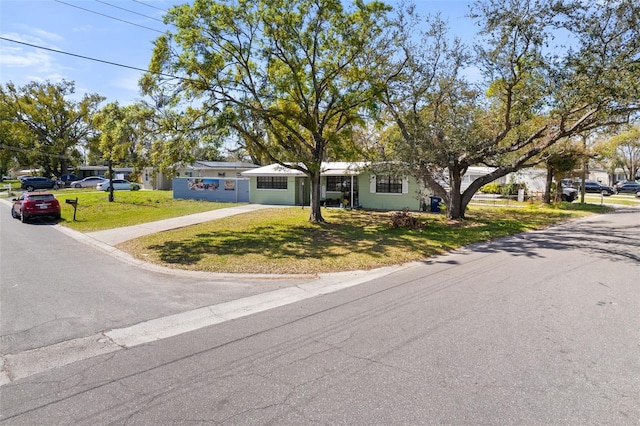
[145,209,547,267]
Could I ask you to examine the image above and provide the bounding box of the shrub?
[390,208,423,230]
[480,183,502,194]
[502,182,527,196]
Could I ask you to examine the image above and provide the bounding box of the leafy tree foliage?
[384,0,640,218]
[543,139,584,203]
[91,97,224,185]
[142,0,396,222]
[0,80,104,178]
[92,102,152,167]
[596,125,640,182]
[0,93,26,177]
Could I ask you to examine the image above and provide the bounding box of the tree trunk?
[554,171,563,202]
[60,154,69,177]
[543,165,553,204]
[447,166,465,219]
[308,171,324,223]
[448,190,464,219]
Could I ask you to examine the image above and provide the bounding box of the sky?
[0,0,476,106]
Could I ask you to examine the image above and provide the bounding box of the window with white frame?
[375,175,403,193]
[257,176,288,189]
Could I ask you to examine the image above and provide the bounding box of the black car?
[20,177,64,191]
[581,181,614,195]
[615,182,640,194]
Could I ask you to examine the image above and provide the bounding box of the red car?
[11,192,61,223]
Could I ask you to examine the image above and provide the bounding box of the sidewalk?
[84,203,284,245]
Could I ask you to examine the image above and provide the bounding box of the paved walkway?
[84,203,284,245]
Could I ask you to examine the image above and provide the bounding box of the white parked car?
[96,179,141,191]
[72,176,107,188]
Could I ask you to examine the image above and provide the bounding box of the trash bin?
[429,196,441,213]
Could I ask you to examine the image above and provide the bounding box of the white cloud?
[112,72,143,92]
[0,30,73,82]
[1,30,60,50]
[0,44,53,68]
[30,28,63,43]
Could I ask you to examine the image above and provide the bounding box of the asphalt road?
[0,201,322,355]
[1,205,638,424]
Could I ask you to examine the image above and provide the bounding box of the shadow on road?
[451,208,640,265]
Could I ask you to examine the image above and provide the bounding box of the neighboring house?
[241,162,425,211]
[75,165,133,180]
[14,166,133,180]
[144,161,259,190]
[173,176,251,203]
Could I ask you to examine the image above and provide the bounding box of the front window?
[376,175,403,193]
[257,176,288,189]
[326,176,357,192]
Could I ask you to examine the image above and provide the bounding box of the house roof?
[241,164,306,176]
[190,161,259,170]
[321,162,364,176]
[241,162,366,177]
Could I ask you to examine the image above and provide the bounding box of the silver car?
[72,176,107,188]
[96,179,141,191]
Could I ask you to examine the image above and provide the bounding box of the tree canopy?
[0,80,104,178]
[142,0,397,222]
[383,0,640,218]
[596,125,640,182]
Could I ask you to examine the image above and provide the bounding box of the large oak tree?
[0,80,104,178]
[142,0,396,222]
[384,0,640,219]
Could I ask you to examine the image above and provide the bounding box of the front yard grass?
[117,203,610,275]
[57,190,239,232]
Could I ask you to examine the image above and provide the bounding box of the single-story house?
[241,162,624,210]
[143,161,259,190]
[241,162,425,211]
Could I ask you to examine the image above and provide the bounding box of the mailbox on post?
[66,197,78,221]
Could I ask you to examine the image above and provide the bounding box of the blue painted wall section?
[173,177,250,203]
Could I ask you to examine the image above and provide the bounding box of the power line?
[0,36,266,100]
[0,36,180,81]
[54,0,165,34]
[94,0,165,24]
[132,0,168,13]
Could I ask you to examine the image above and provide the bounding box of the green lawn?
[3,186,626,275]
[54,190,240,232]
[582,193,640,206]
[117,203,609,275]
